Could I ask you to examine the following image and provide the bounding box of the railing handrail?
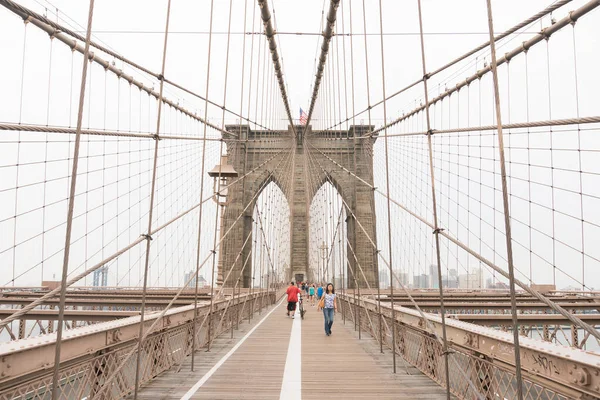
[0,291,267,386]
[340,293,600,399]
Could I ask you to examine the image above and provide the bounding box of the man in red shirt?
[286,281,301,318]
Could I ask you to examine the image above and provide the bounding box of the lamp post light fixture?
[319,241,328,284]
[208,155,238,290]
[208,155,239,206]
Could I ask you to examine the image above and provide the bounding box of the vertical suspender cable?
[208,0,234,351]
[236,0,250,330]
[339,1,349,304]
[347,0,360,338]
[51,2,95,399]
[484,1,524,398]
[246,0,257,320]
[192,0,215,367]
[415,0,451,397]
[369,0,385,356]
[133,1,172,398]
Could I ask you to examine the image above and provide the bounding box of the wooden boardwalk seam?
[135,300,447,399]
[300,303,448,399]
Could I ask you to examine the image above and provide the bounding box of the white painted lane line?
[180,297,285,400]
[279,305,301,400]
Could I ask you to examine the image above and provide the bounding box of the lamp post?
[319,241,328,284]
[208,155,238,291]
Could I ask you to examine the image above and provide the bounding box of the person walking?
[318,283,337,336]
[308,284,315,306]
[286,281,301,318]
[316,283,324,301]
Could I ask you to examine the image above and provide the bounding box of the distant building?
[429,264,439,289]
[92,266,108,287]
[561,285,583,292]
[413,274,428,289]
[379,270,390,289]
[183,271,207,289]
[486,277,509,289]
[458,268,482,289]
[398,272,409,288]
[442,276,458,288]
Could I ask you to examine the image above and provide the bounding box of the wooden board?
[135,300,449,399]
[134,301,290,400]
[300,303,449,399]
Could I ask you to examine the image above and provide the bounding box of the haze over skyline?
[0,0,599,292]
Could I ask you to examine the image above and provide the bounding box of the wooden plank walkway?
[133,299,289,400]
[301,302,448,399]
[135,298,449,399]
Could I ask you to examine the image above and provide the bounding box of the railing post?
[571,325,580,348]
[18,305,25,340]
[48,304,54,333]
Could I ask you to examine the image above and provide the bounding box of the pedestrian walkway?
[135,298,448,399]
[301,303,448,399]
[135,299,289,400]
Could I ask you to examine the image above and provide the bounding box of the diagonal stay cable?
[305,143,485,399]
[365,0,600,138]
[92,144,295,398]
[323,0,573,131]
[306,134,600,343]
[0,145,292,329]
[180,146,295,371]
[0,0,276,134]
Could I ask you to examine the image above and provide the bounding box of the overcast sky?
[0,0,599,291]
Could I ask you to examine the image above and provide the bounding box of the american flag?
[299,107,308,125]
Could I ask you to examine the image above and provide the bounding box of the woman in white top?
[320,283,338,336]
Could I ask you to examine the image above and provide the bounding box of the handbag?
[318,294,325,309]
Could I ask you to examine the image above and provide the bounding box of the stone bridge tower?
[219,125,378,289]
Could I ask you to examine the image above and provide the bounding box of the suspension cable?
[415,0,451,396]
[323,0,574,132]
[305,143,486,398]
[0,0,278,133]
[257,0,295,129]
[50,1,95,398]
[484,1,524,398]
[306,137,600,343]
[365,0,600,139]
[304,0,340,130]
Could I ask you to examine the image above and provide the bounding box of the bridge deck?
[135,299,448,399]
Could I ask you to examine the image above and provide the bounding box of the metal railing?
[338,294,600,400]
[0,291,277,400]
